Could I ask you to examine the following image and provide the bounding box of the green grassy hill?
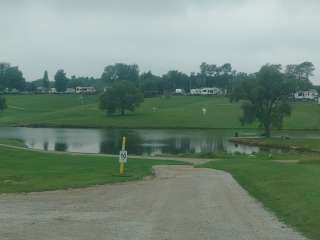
[0,94,319,129]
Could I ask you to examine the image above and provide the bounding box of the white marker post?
[119,136,127,175]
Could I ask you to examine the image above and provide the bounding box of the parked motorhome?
[294,89,318,101]
[175,89,185,95]
[75,86,97,95]
[190,89,202,95]
[190,87,224,96]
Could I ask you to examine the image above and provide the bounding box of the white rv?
[294,89,318,101]
[75,86,97,95]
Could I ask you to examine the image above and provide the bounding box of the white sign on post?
[119,150,128,163]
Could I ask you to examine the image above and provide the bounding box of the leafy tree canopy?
[42,70,50,90]
[54,69,68,92]
[231,64,298,137]
[0,63,26,91]
[99,80,144,115]
[101,63,139,85]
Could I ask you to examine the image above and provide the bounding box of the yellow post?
[120,136,126,175]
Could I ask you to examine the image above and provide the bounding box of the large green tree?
[0,95,7,112]
[54,70,68,92]
[231,64,297,137]
[99,81,144,115]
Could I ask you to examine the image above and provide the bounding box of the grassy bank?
[0,144,185,194]
[0,94,320,129]
[200,156,320,240]
[231,137,320,153]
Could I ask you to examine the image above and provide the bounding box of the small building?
[75,86,97,95]
[294,89,318,101]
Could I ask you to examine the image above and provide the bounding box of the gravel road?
[0,165,306,240]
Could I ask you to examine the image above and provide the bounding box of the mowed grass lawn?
[0,145,185,194]
[200,157,320,240]
[0,94,320,129]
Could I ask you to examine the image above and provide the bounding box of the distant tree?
[162,70,189,92]
[231,64,297,137]
[0,95,7,112]
[42,70,50,90]
[101,63,139,86]
[54,70,68,92]
[99,81,144,115]
[199,62,233,90]
[285,62,315,83]
[67,75,99,89]
[139,71,163,97]
[0,63,10,91]
[0,63,25,91]
[25,82,37,92]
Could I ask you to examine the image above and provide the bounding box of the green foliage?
[99,81,144,115]
[285,61,315,83]
[162,70,190,92]
[199,62,234,90]
[54,69,68,92]
[101,63,139,85]
[42,70,50,90]
[139,71,163,97]
[0,63,26,91]
[231,64,297,137]
[0,95,7,112]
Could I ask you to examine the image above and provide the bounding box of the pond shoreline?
[3,123,320,132]
[230,138,320,153]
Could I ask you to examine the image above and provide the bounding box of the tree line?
[0,61,317,135]
[0,61,316,96]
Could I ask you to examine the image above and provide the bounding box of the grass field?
[1,94,320,129]
[0,144,185,194]
[199,156,320,240]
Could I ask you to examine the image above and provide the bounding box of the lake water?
[1,127,319,156]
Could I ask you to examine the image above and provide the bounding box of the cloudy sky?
[1,0,319,83]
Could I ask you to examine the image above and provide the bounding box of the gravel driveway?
[0,165,306,240]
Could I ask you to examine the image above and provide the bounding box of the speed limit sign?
[119,150,128,163]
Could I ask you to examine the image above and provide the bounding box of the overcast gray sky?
[1,0,319,83]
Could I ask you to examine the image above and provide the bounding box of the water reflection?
[54,142,68,152]
[0,127,301,156]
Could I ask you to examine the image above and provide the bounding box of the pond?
[1,127,319,156]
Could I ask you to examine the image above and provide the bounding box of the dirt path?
[0,165,306,240]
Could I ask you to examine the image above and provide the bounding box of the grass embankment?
[231,137,320,153]
[1,94,320,129]
[0,138,26,147]
[0,144,185,194]
[200,155,320,240]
